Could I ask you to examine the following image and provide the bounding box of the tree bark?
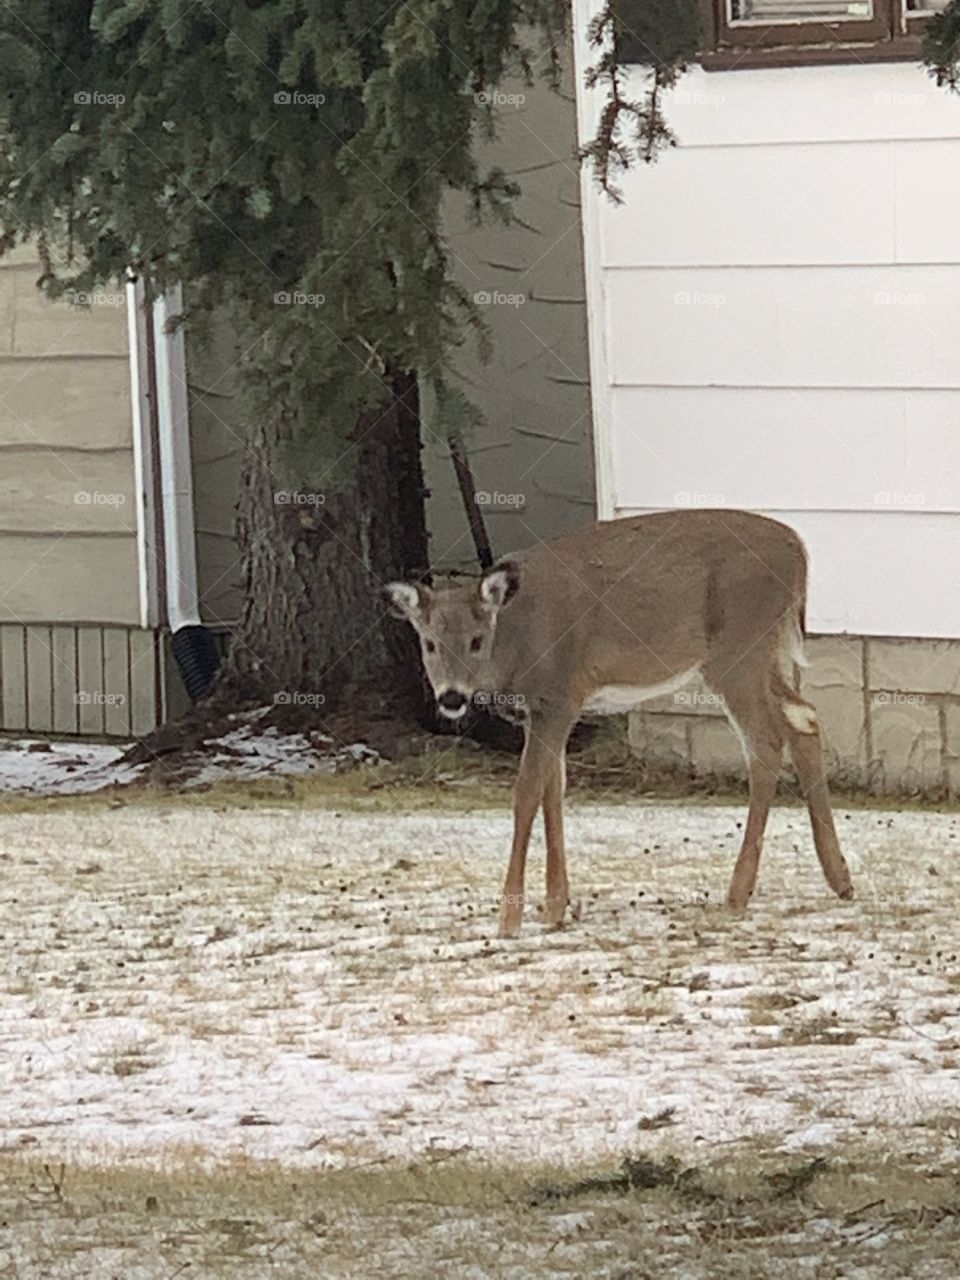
[221,371,429,716]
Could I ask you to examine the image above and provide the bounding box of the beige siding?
[0,621,161,738]
[426,51,595,569]
[0,359,133,448]
[0,451,137,534]
[9,270,128,358]
[0,535,139,624]
[184,328,245,626]
[0,250,139,625]
[0,624,26,729]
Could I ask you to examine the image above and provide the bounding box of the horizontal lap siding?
[0,251,140,625]
[0,536,140,625]
[605,266,960,389]
[608,387,960,513]
[578,53,960,638]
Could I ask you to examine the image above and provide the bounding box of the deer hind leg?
[499,712,573,938]
[704,667,785,909]
[543,753,569,927]
[774,674,854,901]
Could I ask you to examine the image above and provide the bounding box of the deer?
[386,509,854,938]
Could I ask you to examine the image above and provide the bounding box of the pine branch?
[923,0,960,90]
[580,1,699,200]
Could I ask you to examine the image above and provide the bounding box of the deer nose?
[438,689,468,716]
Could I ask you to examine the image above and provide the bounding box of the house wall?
[424,53,595,569]
[180,324,246,629]
[0,246,160,737]
[0,244,140,625]
[571,37,960,791]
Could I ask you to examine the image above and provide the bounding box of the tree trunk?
[221,371,429,716]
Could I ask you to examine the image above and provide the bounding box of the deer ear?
[479,562,520,612]
[384,582,428,625]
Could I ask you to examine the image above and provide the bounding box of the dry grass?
[3,752,960,1276]
[1,1148,958,1278]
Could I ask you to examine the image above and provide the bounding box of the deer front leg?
[499,713,573,938]
[498,764,541,939]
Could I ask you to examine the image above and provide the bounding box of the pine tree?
[0,0,699,719]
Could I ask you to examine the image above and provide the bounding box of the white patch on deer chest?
[582,667,700,715]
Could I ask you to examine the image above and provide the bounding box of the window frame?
[693,0,936,68]
[718,0,891,50]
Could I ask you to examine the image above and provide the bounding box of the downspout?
[152,284,200,634]
[126,276,161,630]
[127,275,164,727]
[132,281,220,703]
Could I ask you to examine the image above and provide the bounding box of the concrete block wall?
[628,636,960,796]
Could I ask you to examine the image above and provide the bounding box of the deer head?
[385,564,520,719]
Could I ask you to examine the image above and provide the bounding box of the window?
[718,0,892,55]
[611,0,950,69]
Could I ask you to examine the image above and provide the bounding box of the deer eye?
[470,636,483,653]
[424,639,436,654]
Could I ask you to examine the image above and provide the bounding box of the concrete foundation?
[627,636,960,796]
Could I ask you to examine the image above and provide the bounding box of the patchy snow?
[0,727,379,795]
[0,739,144,795]
[0,800,959,1174]
[187,723,379,787]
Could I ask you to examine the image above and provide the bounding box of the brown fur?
[387,509,853,937]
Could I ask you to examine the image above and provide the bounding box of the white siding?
[572,16,960,638]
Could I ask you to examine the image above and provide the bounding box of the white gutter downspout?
[152,284,202,633]
[127,276,160,629]
[131,280,221,706]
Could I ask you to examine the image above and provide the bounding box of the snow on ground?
[0,726,378,795]
[1,799,959,1174]
[0,739,143,795]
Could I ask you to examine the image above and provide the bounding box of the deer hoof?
[498,906,523,939]
[542,897,569,928]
